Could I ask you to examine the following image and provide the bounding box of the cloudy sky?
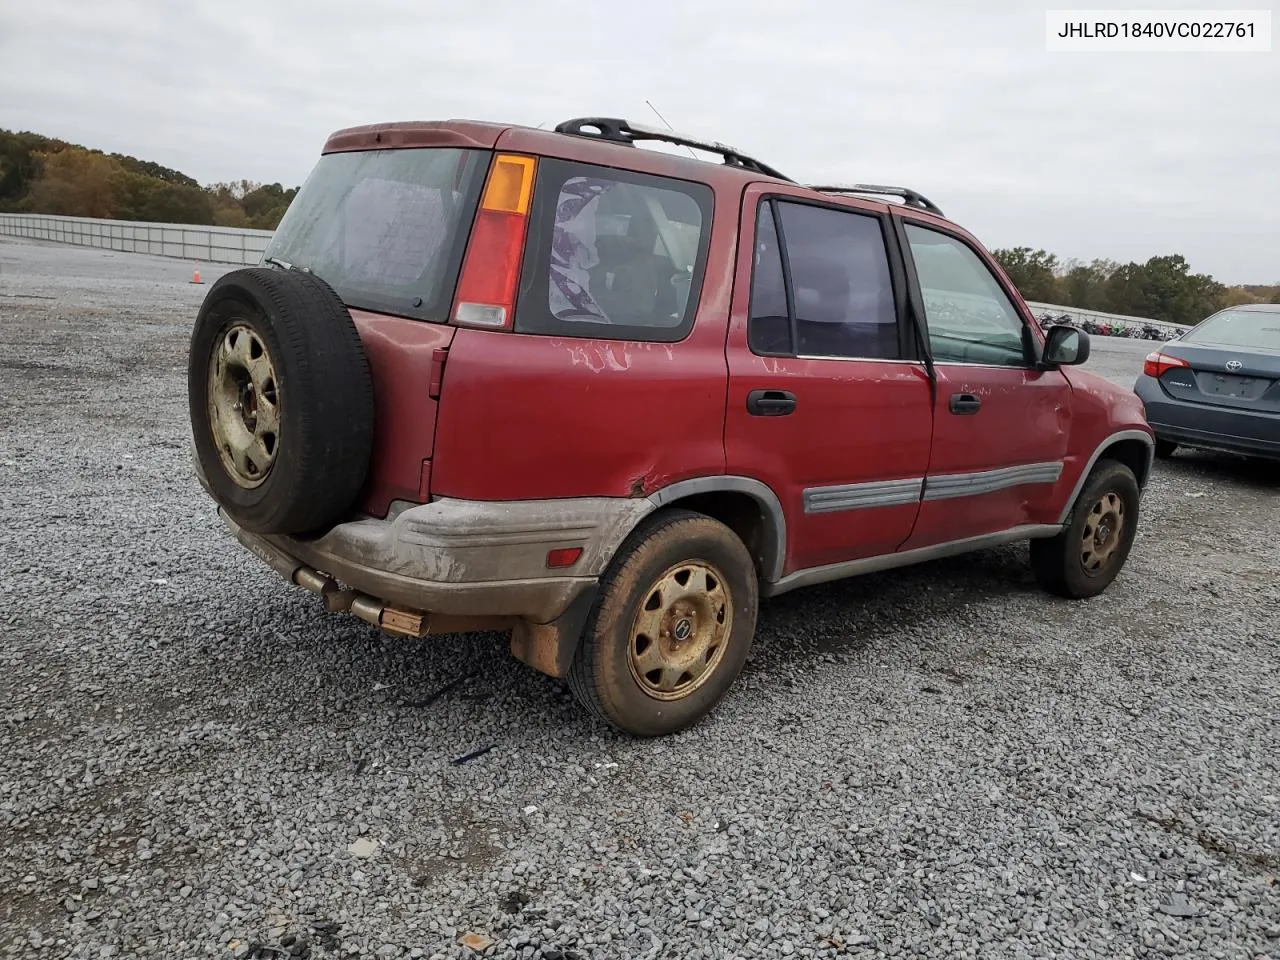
[1,0,1276,283]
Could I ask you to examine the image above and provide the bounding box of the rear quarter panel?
[430,329,729,500]
[351,310,455,516]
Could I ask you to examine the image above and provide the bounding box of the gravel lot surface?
[2,237,1278,960]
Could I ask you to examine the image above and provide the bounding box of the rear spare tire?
[187,266,374,536]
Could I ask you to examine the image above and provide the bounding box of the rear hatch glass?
[1178,307,1280,354]
[263,147,489,321]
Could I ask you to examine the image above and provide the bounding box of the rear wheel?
[1154,438,1177,459]
[568,510,759,737]
[1030,460,1141,599]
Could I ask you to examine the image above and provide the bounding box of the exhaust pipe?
[290,566,426,637]
[288,566,509,637]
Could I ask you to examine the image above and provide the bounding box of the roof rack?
[806,183,944,217]
[553,117,793,183]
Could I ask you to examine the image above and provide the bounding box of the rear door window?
[514,160,714,342]
[747,198,903,360]
[263,147,489,321]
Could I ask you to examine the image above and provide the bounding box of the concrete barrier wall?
[1025,300,1187,332]
[0,213,273,266]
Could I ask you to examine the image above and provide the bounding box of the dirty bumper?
[219,495,655,624]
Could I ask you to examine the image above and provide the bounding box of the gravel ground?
[2,237,1278,960]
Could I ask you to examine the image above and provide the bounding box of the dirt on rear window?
[263,147,489,321]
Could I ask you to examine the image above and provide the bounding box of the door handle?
[949,393,981,415]
[746,389,797,417]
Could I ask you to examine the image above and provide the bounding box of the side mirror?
[1042,324,1090,366]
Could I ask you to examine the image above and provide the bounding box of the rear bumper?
[1134,375,1280,460]
[220,494,655,624]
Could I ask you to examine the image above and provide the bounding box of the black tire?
[187,266,374,536]
[1030,460,1141,599]
[1154,438,1177,459]
[568,509,759,737]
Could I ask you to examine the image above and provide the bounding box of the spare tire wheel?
[187,266,375,536]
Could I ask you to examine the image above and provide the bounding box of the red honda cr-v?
[188,116,1155,736]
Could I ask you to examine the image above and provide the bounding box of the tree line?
[990,246,1277,327]
[0,129,298,231]
[3,128,1276,324]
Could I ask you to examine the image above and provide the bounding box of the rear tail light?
[452,153,537,330]
[1143,351,1189,378]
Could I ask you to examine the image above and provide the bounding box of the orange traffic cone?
[190,263,203,284]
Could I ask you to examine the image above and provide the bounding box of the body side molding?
[764,523,1064,597]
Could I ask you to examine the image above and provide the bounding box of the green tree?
[1089,255,1227,324]
[239,182,298,229]
[2,129,298,227]
[22,148,121,218]
[1058,259,1118,311]
[209,185,252,227]
[1099,262,1150,317]
[0,135,41,204]
[991,247,1061,303]
[111,170,214,224]
[1230,284,1280,305]
[109,153,200,187]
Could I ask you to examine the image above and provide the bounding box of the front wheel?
[1030,460,1141,599]
[568,509,759,737]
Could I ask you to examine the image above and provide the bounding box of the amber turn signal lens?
[481,154,536,215]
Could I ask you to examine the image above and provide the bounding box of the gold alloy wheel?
[208,323,281,489]
[627,560,733,701]
[1080,490,1125,574]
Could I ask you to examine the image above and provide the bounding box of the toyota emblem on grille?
[1225,360,1243,372]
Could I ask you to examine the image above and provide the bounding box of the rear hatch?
[1149,307,1280,414]
[259,136,494,517]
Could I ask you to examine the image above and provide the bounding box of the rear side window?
[263,148,488,321]
[515,159,714,342]
[748,198,901,360]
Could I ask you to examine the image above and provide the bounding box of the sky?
[1,0,1277,284]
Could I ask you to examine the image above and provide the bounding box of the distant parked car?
[1134,303,1280,462]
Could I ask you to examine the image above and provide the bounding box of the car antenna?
[645,99,700,161]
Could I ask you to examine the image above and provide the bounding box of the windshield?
[263,147,488,321]
[1181,307,1280,354]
